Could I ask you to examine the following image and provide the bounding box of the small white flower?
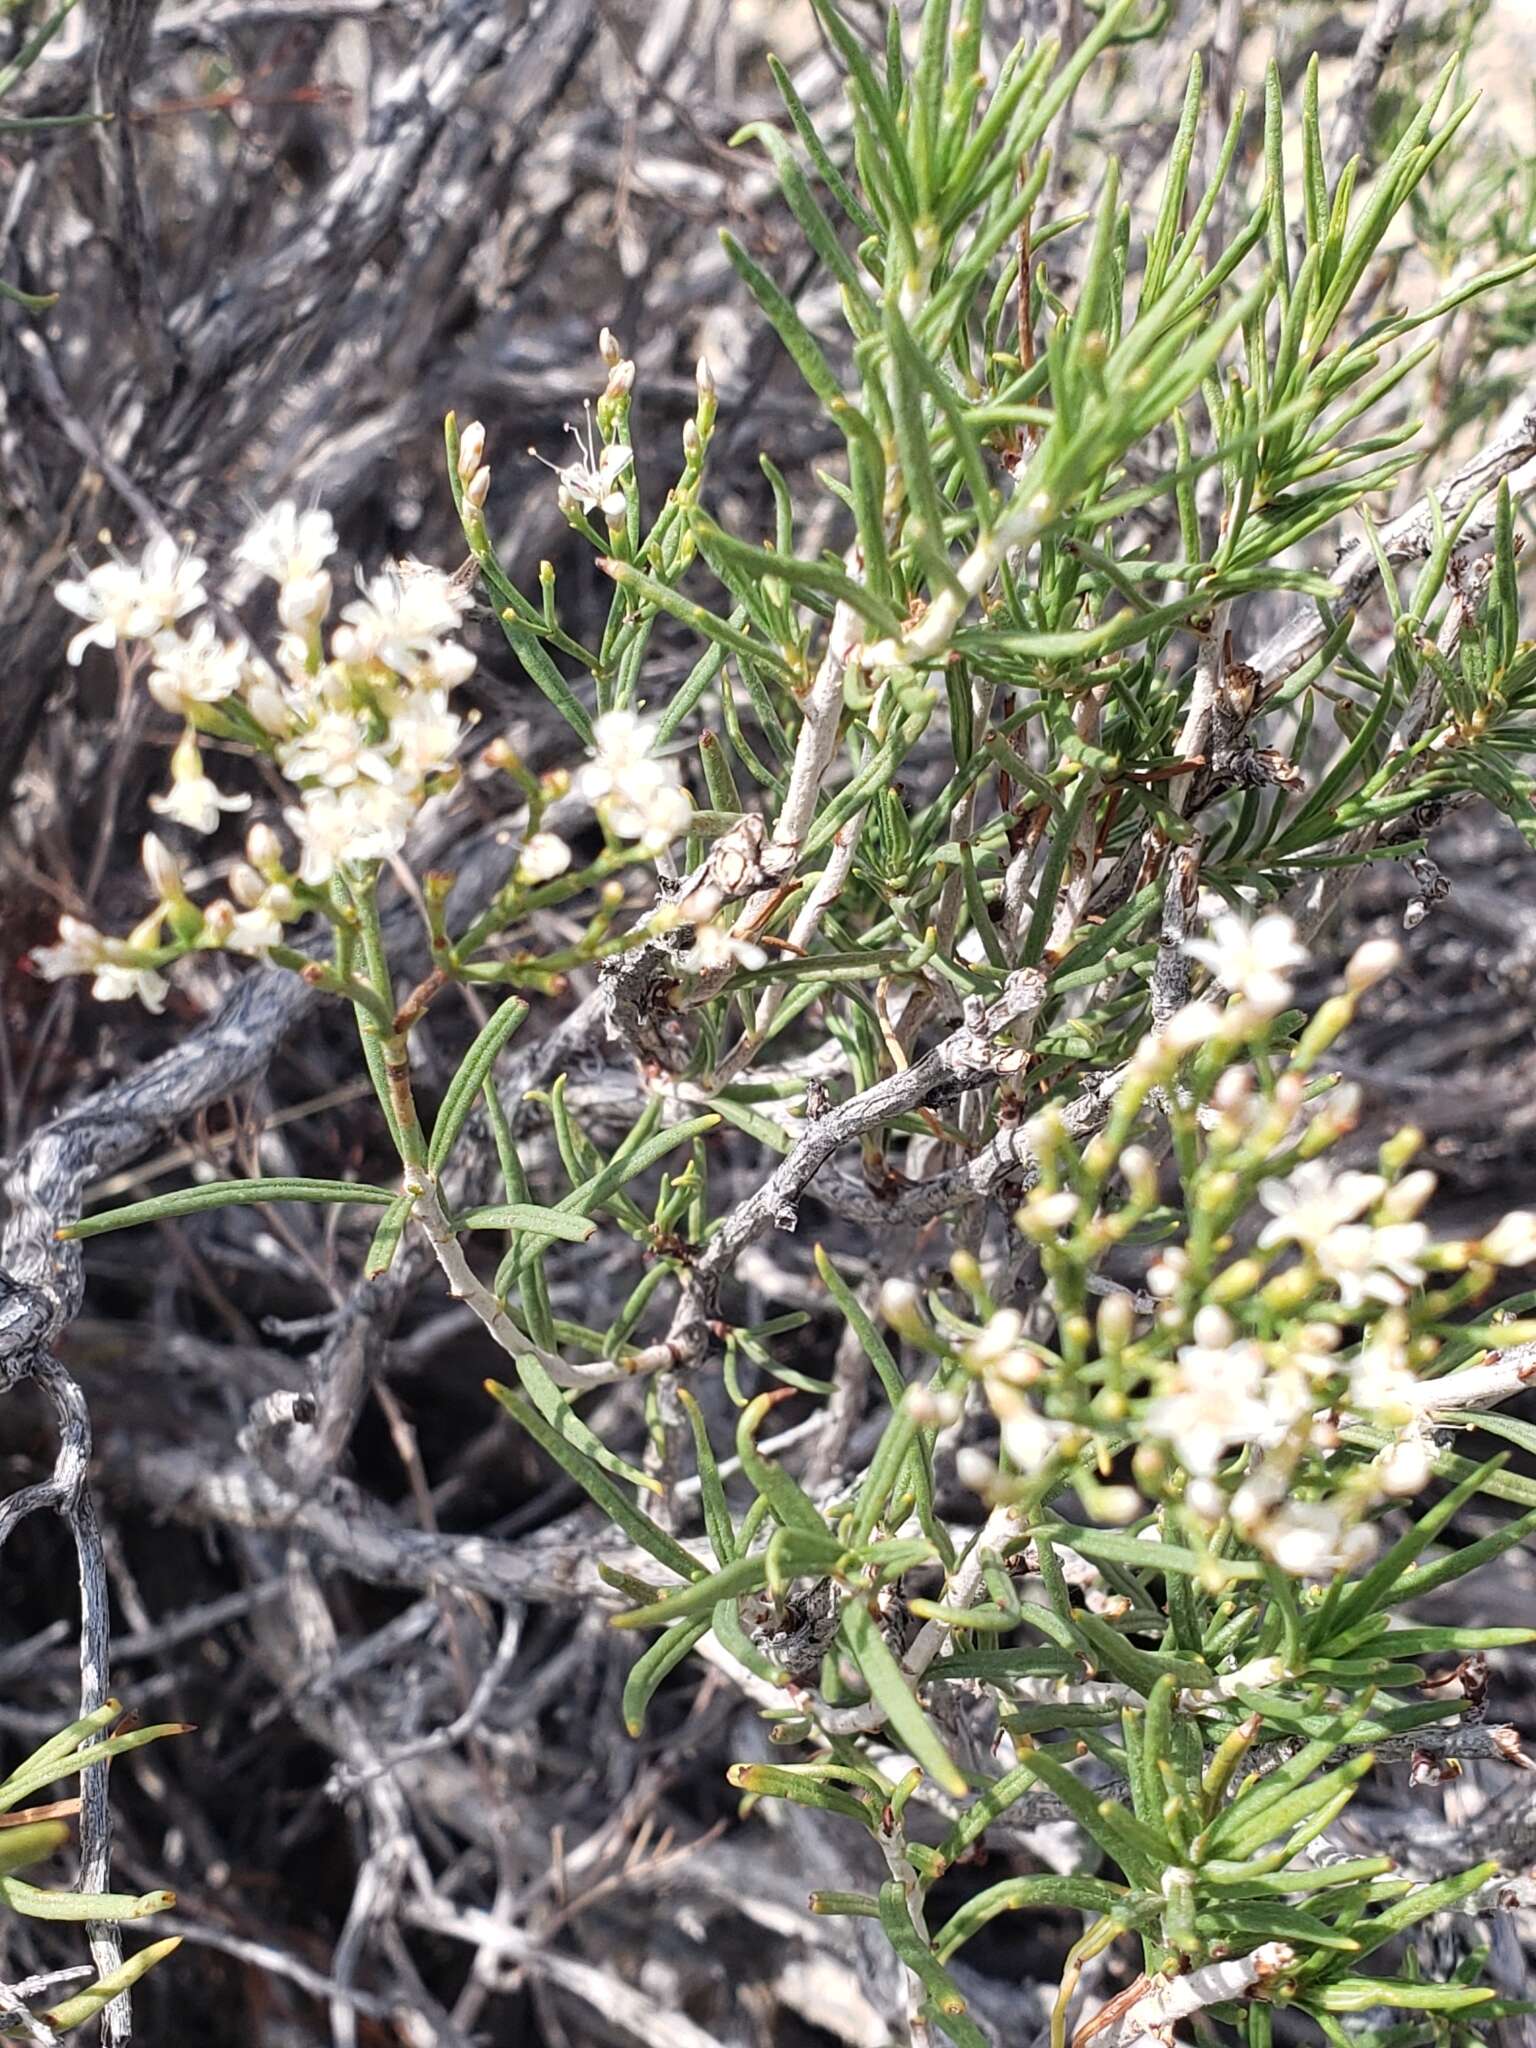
[236,502,338,585]
[388,697,463,785]
[1256,1501,1375,1580]
[1257,1162,1387,1252]
[90,960,171,1012]
[1316,1221,1428,1308]
[149,731,251,836]
[225,903,286,954]
[578,710,691,847]
[148,776,246,836]
[284,781,416,885]
[30,915,111,981]
[333,562,472,680]
[276,709,394,791]
[1001,1401,1066,1474]
[516,832,572,885]
[412,638,477,693]
[283,789,358,885]
[963,1309,1038,1384]
[57,535,207,663]
[1146,1339,1273,1476]
[559,443,633,520]
[687,923,766,974]
[534,403,634,521]
[1347,1325,1419,1423]
[1185,909,1307,1018]
[147,621,249,713]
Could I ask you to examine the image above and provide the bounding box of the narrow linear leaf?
[60,1178,398,1240]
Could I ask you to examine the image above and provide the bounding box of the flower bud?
[1379,1169,1437,1222]
[276,570,332,636]
[245,676,293,736]
[456,420,487,484]
[463,465,492,512]
[1292,1320,1340,1355]
[1131,1440,1167,1492]
[1211,1065,1253,1113]
[1205,1257,1264,1306]
[141,832,185,904]
[948,1249,985,1304]
[1345,935,1402,993]
[1192,1304,1233,1348]
[202,899,235,943]
[879,1278,922,1330]
[246,822,284,876]
[696,353,715,397]
[228,862,265,909]
[1093,1486,1143,1526]
[1375,1435,1433,1497]
[955,1446,999,1496]
[1096,1289,1135,1351]
[1019,1189,1079,1236]
[1379,1126,1424,1174]
[906,1384,962,1428]
[598,326,623,366]
[1483,1210,1536,1266]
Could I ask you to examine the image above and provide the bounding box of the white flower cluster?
[1257,1160,1431,1306]
[31,832,296,1011]
[56,535,208,667]
[944,1127,1536,1583]
[54,510,474,887]
[38,509,478,1005]
[577,710,691,851]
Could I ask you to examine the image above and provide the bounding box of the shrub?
[20,0,1536,2040]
